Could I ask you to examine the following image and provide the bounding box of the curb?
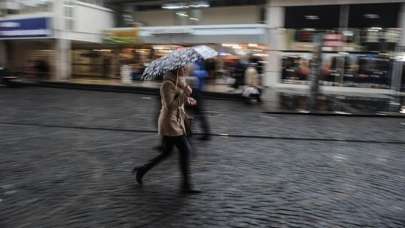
[262,111,405,118]
[15,80,243,100]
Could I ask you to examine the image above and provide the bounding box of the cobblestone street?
[0,88,405,227]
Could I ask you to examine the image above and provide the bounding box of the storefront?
[71,24,268,86]
[279,3,402,89]
[0,16,54,78]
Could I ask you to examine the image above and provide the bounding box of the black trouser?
[192,90,210,137]
[143,135,192,188]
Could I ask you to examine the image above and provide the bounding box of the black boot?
[198,135,211,141]
[181,183,202,194]
[132,166,147,185]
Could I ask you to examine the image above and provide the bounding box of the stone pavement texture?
[0,87,405,228]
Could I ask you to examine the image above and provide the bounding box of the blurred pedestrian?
[132,68,200,194]
[35,60,49,80]
[231,58,248,91]
[103,56,111,78]
[187,61,211,140]
[120,60,132,84]
[242,62,262,103]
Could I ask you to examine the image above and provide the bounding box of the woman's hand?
[187,97,197,106]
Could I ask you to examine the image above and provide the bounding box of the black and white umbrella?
[142,45,217,80]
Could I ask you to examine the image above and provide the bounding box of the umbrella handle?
[176,69,179,88]
[176,68,184,88]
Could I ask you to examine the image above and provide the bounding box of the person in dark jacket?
[231,59,248,90]
[189,61,211,140]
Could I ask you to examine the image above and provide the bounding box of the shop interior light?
[189,17,199,21]
[343,30,354,36]
[394,54,405,62]
[176,12,188,17]
[219,52,231,56]
[222,43,237,47]
[234,49,246,56]
[93,49,111,52]
[368,27,382,32]
[253,53,268,57]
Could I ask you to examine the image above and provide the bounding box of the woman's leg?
[134,136,175,184]
[144,136,175,171]
[174,136,192,190]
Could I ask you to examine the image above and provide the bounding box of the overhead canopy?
[139,24,267,44]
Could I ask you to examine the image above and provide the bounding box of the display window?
[280,3,402,89]
[281,52,393,89]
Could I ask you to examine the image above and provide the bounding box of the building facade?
[0,0,113,80]
[1,0,405,92]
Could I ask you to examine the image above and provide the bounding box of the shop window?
[285,5,340,29]
[64,1,74,31]
[348,3,400,28]
[280,52,394,89]
[3,0,53,15]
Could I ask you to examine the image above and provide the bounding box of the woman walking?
[132,68,200,194]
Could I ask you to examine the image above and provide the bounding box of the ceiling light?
[364,14,380,19]
[162,3,188,10]
[189,1,210,8]
[189,17,200,21]
[304,15,319,20]
[162,1,209,10]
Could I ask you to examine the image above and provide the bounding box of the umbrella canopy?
[142,45,217,80]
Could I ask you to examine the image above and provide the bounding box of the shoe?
[181,188,202,195]
[198,135,211,141]
[132,166,146,185]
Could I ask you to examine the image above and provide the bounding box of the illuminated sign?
[104,27,141,44]
[0,17,51,39]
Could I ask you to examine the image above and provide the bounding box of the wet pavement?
[0,87,405,227]
[17,79,405,115]
[260,89,405,115]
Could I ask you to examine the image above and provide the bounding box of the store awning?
[138,24,267,44]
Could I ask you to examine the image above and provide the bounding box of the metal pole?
[309,33,323,111]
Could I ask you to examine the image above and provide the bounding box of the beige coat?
[158,76,188,136]
[245,66,259,87]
